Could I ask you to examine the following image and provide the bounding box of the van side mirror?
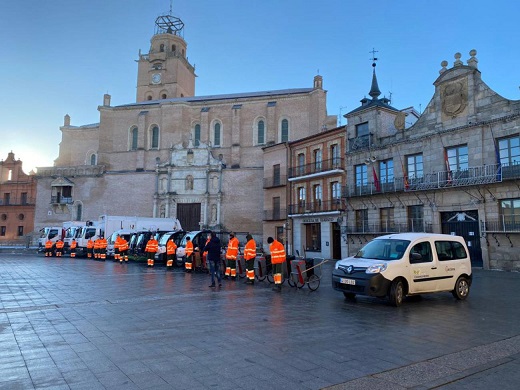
[410,252,422,263]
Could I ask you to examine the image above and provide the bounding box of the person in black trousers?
[203,231,222,288]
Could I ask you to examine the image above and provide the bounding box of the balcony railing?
[346,220,433,234]
[482,215,520,233]
[288,199,345,215]
[0,197,36,206]
[348,134,373,152]
[344,163,504,197]
[51,196,73,205]
[263,175,287,188]
[263,208,287,221]
[289,158,344,179]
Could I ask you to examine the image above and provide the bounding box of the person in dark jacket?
[203,231,222,288]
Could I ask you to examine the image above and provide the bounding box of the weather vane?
[369,48,379,67]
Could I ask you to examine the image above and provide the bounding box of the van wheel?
[452,276,470,300]
[389,279,404,307]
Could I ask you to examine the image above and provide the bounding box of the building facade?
[34,12,336,242]
[0,152,36,243]
[343,51,520,271]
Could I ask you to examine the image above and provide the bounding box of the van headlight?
[366,263,387,274]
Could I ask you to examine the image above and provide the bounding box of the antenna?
[170,0,173,15]
[388,90,392,104]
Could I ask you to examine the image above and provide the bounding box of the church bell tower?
[136,12,196,102]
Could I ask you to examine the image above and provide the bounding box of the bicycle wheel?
[287,275,296,287]
[308,274,320,291]
[296,277,304,289]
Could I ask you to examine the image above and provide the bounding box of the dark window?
[159,44,165,52]
[273,164,280,186]
[355,209,368,232]
[273,197,280,220]
[380,207,394,232]
[162,94,167,99]
[76,204,82,221]
[297,153,305,175]
[0,226,5,236]
[214,123,221,146]
[17,226,23,236]
[194,124,201,146]
[3,193,10,205]
[435,241,468,261]
[18,213,24,220]
[257,120,265,144]
[90,154,96,165]
[281,119,289,142]
[408,205,424,232]
[131,127,138,150]
[305,223,321,251]
[356,122,369,137]
[151,126,159,149]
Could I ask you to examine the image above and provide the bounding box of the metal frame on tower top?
[155,14,184,37]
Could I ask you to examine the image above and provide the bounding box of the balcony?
[289,158,344,180]
[344,163,505,197]
[346,220,433,234]
[348,134,373,152]
[482,216,520,233]
[263,208,287,221]
[51,196,73,205]
[288,199,345,215]
[0,197,36,206]
[263,175,287,189]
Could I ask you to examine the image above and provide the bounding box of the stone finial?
[103,93,111,106]
[454,52,463,67]
[64,114,71,126]
[313,75,323,90]
[439,60,448,74]
[467,49,478,69]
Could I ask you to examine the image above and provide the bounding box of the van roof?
[375,233,464,241]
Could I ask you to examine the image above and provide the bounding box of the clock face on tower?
[151,73,162,84]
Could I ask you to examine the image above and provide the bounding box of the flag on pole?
[494,138,502,181]
[372,166,381,192]
[444,149,452,184]
[401,161,409,190]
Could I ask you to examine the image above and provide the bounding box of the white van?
[332,233,472,306]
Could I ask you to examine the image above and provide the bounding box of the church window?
[90,153,97,165]
[194,124,201,146]
[162,94,167,99]
[76,203,82,221]
[130,127,138,150]
[281,119,289,142]
[160,44,165,52]
[185,175,194,190]
[213,122,221,147]
[147,95,152,101]
[172,44,176,52]
[257,120,265,145]
[150,126,159,149]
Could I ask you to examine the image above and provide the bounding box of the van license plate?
[340,278,356,285]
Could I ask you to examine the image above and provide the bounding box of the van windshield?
[354,239,410,261]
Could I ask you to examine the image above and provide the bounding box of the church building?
[34,11,336,246]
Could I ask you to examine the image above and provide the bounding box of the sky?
[1,0,519,174]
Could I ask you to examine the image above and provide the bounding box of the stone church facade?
[34,12,336,244]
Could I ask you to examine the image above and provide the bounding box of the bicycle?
[289,257,328,291]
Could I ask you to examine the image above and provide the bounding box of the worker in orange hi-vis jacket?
[145,236,158,267]
[225,232,239,279]
[166,237,177,268]
[87,238,94,259]
[55,239,64,257]
[267,236,286,292]
[45,239,54,257]
[114,234,122,262]
[119,236,129,262]
[70,239,77,258]
[99,236,108,261]
[93,238,100,259]
[184,237,194,272]
[243,234,257,284]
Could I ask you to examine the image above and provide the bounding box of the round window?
[18,213,25,220]
[1,214,7,221]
